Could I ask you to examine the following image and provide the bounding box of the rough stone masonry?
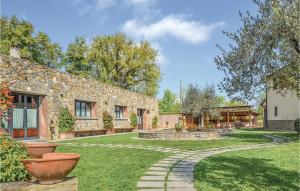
[0,55,159,140]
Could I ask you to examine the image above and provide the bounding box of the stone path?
[59,134,285,191]
[137,135,285,191]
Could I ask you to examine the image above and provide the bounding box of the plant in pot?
[175,122,183,133]
[103,111,114,134]
[152,116,158,129]
[130,112,138,129]
[58,108,75,139]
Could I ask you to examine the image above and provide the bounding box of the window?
[75,101,91,117]
[274,106,278,117]
[115,106,126,119]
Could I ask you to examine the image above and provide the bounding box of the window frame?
[115,105,126,119]
[274,106,278,117]
[75,100,92,118]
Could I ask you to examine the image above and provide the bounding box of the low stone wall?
[139,129,232,140]
[268,120,296,131]
[1,177,77,191]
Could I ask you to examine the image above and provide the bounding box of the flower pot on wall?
[59,132,75,139]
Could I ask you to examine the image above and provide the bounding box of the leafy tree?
[182,84,220,127]
[0,16,63,68]
[159,89,181,113]
[65,36,91,77]
[215,0,300,101]
[88,33,161,97]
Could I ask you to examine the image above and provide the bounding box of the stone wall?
[138,129,232,140]
[267,120,296,131]
[0,55,159,140]
[159,113,181,129]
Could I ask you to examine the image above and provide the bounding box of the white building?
[265,88,300,131]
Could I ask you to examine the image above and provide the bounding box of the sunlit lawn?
[194,141,300,191]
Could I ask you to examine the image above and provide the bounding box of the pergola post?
[248,108,251,127]
[227,110,229,128]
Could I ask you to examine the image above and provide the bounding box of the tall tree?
[159,89,181,113]
[215,0,300,101]
[0,16,63,68]
[65,36,90,77]
[88,33,161,97]
[182,84,220,127]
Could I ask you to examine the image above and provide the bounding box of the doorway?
[137,108,145,130]
[1,93,39,139]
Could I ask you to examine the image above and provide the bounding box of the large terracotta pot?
[25,143,58,158]
[22,153,80,185]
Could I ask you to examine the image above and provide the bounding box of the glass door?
[6,94,39,139]
[137,109,144,130]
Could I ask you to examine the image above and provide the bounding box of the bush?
[103,111,113,129]
[152,116,158,128]
[234,120,243,129]
[130,113,137,128]
[0,136,30,182]
[175,123,183,132]
[58,108,75,133]
[294,118,300,134]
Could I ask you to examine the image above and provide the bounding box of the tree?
[65,36,90,77]
[0,16,63,68]
[182,84,220,127]
[159,89,181,113]
[215,0,300,101]
[88,33,161,97]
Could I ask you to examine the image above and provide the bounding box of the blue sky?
[1,0,258,99]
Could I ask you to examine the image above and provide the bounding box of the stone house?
[0,54,159,140]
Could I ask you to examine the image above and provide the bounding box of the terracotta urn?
[25,142,58,158]
[21,153,80,185]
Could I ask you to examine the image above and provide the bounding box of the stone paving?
[59,134,285,191]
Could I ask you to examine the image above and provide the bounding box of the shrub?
[152,116,158,128]
[175,122,183,132]
[0,81,14,120]
[234,120,243,129]
[103,111,113,129]
[130,113,137,128]
[58,108,75,133]
[0,136,30,182]
[294,118,300,134]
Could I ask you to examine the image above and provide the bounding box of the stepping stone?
[168,188,196,191]
[145,171,167,176]
[168,175,193,181]
[172,167,194,172]
[137,181,164,188]
[138,189,164,191]
[153,163,172,167]
[149,167,169,171]
[169,172,194,177]
[167,180,194,188]
[140,176,165,181]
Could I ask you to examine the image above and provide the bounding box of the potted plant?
[103,111,114,134]
[58,108,75,139]
[175,122,183,132]
[152,116,158,129]
[130,112,138,129]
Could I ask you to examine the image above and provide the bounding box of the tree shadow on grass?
[194,156,299,191]
[224,132,272,144]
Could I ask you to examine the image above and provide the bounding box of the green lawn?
[194,142,300,191]
[59,129,276,151]
[57,146,169,191]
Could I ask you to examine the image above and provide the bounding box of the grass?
[59,129,278,151]
[57,146,169,191]
[194,141,300,191]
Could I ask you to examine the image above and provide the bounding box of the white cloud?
[122,15,225,44]
[151,42,168,66]
[95,0,116,11]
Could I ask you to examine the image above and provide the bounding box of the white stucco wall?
[267,89,300,120]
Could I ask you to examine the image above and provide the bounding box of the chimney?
[10,46,20,59]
